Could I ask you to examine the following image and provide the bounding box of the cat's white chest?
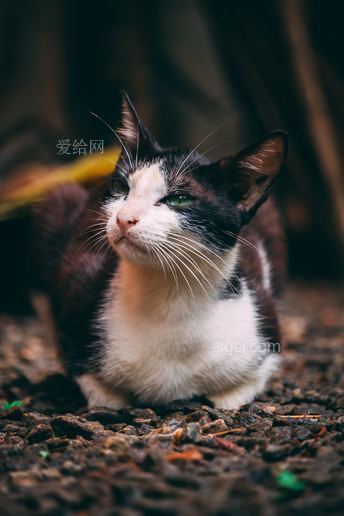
[99,282,261,403]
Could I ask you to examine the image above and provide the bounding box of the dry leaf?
[214,437,244,452]
[166,448,202,462]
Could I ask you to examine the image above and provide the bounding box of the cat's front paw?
[76,374,129,410]
[209,382,259,411]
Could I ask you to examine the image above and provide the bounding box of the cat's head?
[104,92,287,269]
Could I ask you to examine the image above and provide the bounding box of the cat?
[32,92,287,410]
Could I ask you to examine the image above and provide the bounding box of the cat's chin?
[113,237,157,267]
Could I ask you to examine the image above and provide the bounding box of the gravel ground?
[0,283,343,515]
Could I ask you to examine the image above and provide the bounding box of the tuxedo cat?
[33,92,287,410]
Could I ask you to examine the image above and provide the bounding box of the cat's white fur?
[76,163,279,410]
[258,241,271,291]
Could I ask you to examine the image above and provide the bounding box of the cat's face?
[103,93,287,269]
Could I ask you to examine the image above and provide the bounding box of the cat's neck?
[113,246,239,317]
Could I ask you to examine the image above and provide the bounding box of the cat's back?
[33,181,116,296]
[32,182,90,294]
[32,182,119,373]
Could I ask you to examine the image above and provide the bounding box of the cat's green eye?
[164,194,195,208]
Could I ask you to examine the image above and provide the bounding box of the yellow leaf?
[0,147,120,221]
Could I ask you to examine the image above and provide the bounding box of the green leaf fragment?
[39,450,49,459]
[277,470,305,491]
[2,400,23,410]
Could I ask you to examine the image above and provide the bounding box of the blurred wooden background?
[0,0,343,312]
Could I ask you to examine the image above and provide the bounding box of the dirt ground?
[0,283,343,515]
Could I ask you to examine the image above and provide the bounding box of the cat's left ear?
[220,131,288,220]
[118,91,160,155]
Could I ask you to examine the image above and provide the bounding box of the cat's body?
[33,93,287,410]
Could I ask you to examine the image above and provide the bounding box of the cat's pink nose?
[116,214,139,235]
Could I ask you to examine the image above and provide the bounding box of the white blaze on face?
[105,162,180,258]
[117,163,165,223]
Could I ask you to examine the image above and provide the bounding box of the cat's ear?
[118,91,160,155]
[220,131,288,219]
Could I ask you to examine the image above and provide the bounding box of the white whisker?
[165,242,216,294]
[160,242,210,297]
[174,120,227,179]
[169,232,228,264]
[224,231,259,253]
[157,242,195,303]
[89,111,134,170]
